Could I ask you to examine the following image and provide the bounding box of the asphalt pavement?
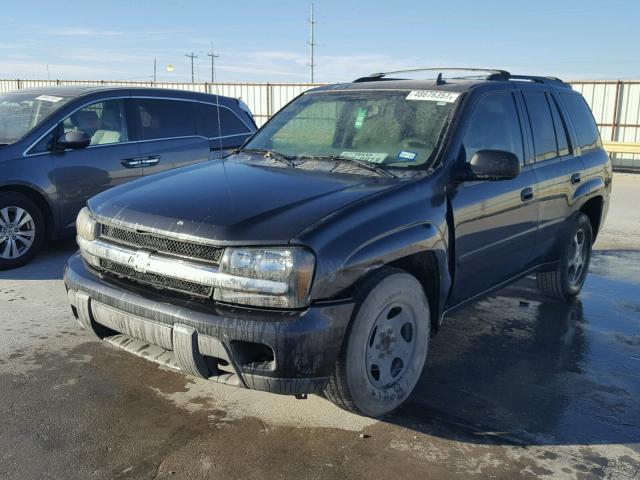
[1,173,639,479]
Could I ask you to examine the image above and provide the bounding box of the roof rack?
[352,68,569,87]
[353,68,510,83]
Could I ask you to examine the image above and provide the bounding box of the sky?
[1,0,639,83]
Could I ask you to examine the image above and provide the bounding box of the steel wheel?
[0,206,36,259]
[365,302,418,389]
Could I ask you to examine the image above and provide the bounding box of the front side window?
[0,92,72,144]
[130,99,196,141]
[246,90,457,168]
[463,92,524,164]
[62,99,128,146]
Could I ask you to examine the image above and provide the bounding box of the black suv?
[64,69,611,417]
[0,86,256,269]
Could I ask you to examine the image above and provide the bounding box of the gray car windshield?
[0,92,73,144]
[245,90,458,168]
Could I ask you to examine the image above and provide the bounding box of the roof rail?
[352,68,569,87]
[353,67,511,83]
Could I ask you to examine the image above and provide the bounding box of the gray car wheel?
[324,268,430,417]
[0,193,45,270]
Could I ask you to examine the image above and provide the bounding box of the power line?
[185,52,198,84]
[308,3,316,83]
[207,45,220,83]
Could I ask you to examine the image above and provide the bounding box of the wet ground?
[1,174,639,479]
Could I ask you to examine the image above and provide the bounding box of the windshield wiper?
[299,155,396,178]
[233,148,296,167]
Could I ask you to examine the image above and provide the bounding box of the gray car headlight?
[76,207,100,267]
[214,247,315,309]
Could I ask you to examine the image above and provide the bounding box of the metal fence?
[1,78,639,169]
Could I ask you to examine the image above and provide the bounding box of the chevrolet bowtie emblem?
[131,250,151,273]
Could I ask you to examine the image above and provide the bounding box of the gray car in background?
[0,86,256,269]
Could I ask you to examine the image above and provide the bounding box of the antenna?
[207,44,220,83]
[153,58,157,83]
[308,3,316,83]
[185,52,198,84]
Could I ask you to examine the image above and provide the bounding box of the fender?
[572,176,604,204]
[0,179,59,235]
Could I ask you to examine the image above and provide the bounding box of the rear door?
[194,102,254,159]
[521,89,584,262]
[448,90,539,305]
[50,98,142,229]
[128,98,210,176]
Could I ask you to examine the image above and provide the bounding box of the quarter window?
[548,95,571,156]
[523,91,557,162]
[194,103,250,138]
[560,93,601,152]
[130,99,196,141]
[62,99,128,146]
[463,92,524,165]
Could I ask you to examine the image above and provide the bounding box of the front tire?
[0,193,45,270]
[324,268,430,417]
[537,213,593,300]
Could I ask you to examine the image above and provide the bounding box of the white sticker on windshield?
[36,95,63,103]
[406,90,460,103]
[340,151,388,164]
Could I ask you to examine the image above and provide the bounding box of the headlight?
[214,247,315,308]
[76,207,99,241]
[76,207,100,267]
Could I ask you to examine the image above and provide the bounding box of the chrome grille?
[100,224,224,264]
[99,259,213,298]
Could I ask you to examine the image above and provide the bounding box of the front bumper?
[64,253,354,395]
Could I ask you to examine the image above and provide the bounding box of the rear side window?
[523,92,557,161]
[195,103,250,138]
[463,91,524,164]
[548,95,570,156]
[561,94,601,151]
[130,99,196,141]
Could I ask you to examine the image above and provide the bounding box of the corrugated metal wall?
[1,78,638,169]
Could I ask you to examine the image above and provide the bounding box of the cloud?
[47,27,192,37]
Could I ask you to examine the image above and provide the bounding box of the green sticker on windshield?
[354,108,367,129]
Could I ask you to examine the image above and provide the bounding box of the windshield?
[245,90,459,168]
[0,92,73,144]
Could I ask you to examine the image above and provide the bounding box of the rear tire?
[537,213,592,300]
[0,193,45,270]
[324,268,430,417]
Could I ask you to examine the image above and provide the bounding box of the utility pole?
[185,52,198,84]
[308,3,316,83]
[153,58,157,83]
[207,45,220,83]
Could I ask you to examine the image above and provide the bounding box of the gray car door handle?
[121,156,160,168]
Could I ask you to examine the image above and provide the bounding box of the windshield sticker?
[397,150,417,162]
[354,107,367,129]
[340,151,388,164]
[35,95,64,103]
[406,90,460,103]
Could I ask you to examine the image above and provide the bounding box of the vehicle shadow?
[0,239,77,281]
[385,252,640,446]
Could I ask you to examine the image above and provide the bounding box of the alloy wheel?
[0,206,36,260]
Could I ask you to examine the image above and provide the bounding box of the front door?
[51,98,141,229]
[448,90,539,306]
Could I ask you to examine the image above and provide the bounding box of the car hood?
[88,158,400,244]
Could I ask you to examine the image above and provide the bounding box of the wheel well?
[0,186,55,238]
[580,196,603,242]
[387,251,440,336]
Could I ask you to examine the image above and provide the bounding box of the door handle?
[571,173,581,184]
[121,158,143,168]
[121,156,160,168]
[141,155,160,167]
[520,187,534,202]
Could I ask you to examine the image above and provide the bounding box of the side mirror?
[57,130,91,150]
[461,149,520,181]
